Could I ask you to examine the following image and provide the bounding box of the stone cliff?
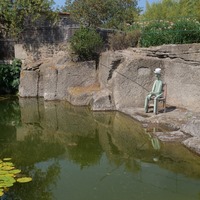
[19,43,200,112]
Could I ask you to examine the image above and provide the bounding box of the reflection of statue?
[144,68,163,114]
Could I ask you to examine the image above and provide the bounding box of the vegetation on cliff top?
[0,0,57,38]
[67,0,200,59]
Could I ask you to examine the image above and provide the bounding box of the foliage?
[142,0,200,21]
[64,0,141,29]
[70,27,103,61]
[108,30,141,50]
[137,18,200,47]
[171,18,200,44]
[0,0,56,38]
[0,59,22,94]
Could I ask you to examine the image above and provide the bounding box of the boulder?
[56,61,97,101]
[67,83,100,106]
[154,130,189,142]
[91,89,115,111]
[19,70,39,97]
[181,119,200,137]
[182,137,200,155]
[43,66,58,100]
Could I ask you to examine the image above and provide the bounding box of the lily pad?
[0,182,13,188]
[1,166,14,171]
[0,190,3,197]
[3,158,12,161]
[2,162,14,167]
[0,171,9,175]
[17,177,32,183]
[8,169,21,174]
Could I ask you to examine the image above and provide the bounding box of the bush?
[0,58,22,94]
[138,18,200,47]
[108,30,141,50]
[171,18,200,44]
[70,27,103,61]
[139,20,173,47]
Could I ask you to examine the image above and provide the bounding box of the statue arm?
[155,92,163,98]
[150,81,156,94]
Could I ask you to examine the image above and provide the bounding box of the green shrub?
[70,27,103,61]
[171,18,200,44]
[139,20,174,47]
[138,18,200,47]
[0,58,22,94]
[108,30,141,50]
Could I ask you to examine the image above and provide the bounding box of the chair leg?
[145,104,149,113]
[154,99,158,115]
[163,101,166,112]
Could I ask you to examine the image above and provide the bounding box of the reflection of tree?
[66,133,103,169]
[0,133,65,166]
[0,96,21,126]
[104,131,142,174]
[0,125,16,144]
[0,133,64,200]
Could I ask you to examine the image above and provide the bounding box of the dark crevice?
[107,59,121,81]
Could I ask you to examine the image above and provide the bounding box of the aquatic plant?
[0,158,32,197]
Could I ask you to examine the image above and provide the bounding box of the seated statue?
[144,68,163,114]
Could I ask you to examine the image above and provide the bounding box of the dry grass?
[69,83,100,95]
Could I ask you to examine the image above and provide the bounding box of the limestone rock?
[19,70,39,97]
[91,89,115,111]
[56,61,97,100]
[67,84,100,106]
[154,130,189,142]
[43,67,58,100]
[181,119,200,137]
[24,61,43,71]
[182,137,200,155]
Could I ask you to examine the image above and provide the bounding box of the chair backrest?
[162,83,167,99]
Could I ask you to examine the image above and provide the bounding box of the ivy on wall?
[0,59,22,94]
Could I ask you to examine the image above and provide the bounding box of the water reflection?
[0,97,200,199]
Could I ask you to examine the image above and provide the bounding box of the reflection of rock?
[15,98,200,178]
[44,101,59,131]
[111,112,149,153]
[158,142,200,178]
[19,98,41,124]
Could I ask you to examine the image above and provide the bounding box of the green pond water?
[1,96,200,200]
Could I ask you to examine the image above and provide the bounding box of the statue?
[144,68,163,114]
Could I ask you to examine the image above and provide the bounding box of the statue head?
[154,68,161,79]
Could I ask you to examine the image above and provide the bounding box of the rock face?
[19,57,97,103]
[19,43,200,112]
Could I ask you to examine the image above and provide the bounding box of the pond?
[1,96,200,200]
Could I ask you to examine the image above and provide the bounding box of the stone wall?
[0,39,15,61]
[12,13,79,64]
[19,43,200,112]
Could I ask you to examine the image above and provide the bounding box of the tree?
[142,0,200,21]
[70,27,103,61]
[64,0,141,29]
[0,0,56,38]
